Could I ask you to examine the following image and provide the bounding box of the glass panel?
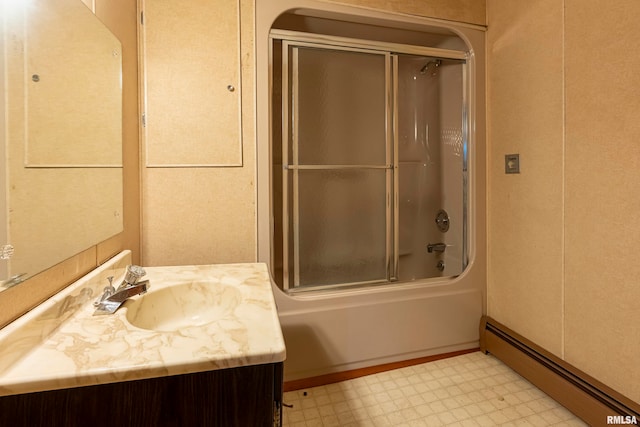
[294,46,387,166]
[395,54,465,280]
[438,59,466,277]
[295,169,387,287]
[272,33,469,292]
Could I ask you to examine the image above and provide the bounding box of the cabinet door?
[0,364,280,426]
[141,0,242,166]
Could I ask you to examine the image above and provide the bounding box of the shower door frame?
[271,30,468,293]
[282,40,394,291]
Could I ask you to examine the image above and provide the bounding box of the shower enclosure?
[257,1,485,382]
[271,32,468,292]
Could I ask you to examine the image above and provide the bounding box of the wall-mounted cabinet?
[139,0,256,267]
[141,0,243,167]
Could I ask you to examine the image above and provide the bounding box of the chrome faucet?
[427,243,447,253]
[93,265,149,315]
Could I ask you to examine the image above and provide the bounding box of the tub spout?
[427,243,447,253]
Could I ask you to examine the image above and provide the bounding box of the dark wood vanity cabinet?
[0,362,284,427]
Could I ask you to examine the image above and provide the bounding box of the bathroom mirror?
[0,0,123,291]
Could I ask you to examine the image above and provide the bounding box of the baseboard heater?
[480,316,640,426]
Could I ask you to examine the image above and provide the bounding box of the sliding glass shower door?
[271,33,467,292]
[282,43,392,289]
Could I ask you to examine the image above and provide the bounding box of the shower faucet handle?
[435,209,450,232]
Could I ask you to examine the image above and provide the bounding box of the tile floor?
[282,351,587,426]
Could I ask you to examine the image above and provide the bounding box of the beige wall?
[563,0,640,405]
[488,0,640,404]
[140,0,485,267]
[486,0,565,357]
[140,0,257,266]
[327,0,485,26]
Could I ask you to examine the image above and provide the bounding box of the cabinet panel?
[0,363,283,427]
[142,0,242,166]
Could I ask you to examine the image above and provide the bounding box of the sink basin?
[124,281,242,332]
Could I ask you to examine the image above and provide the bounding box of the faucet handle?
[124,265,146,286]
[93,284,115,307]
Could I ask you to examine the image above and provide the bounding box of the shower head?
[420,59,442,76]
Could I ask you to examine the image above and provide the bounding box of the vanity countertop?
[0,251,286,397]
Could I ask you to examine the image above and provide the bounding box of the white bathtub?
[273,275,484,380]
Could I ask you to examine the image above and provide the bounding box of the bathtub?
[255,0,487,381]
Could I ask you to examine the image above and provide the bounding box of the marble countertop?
[0,251,286,397]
